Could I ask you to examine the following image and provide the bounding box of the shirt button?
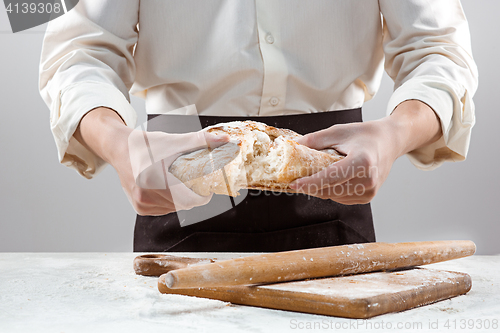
[269,97,279,106]
[265,33,275,44]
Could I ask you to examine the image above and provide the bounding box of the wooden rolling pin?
[164,240,476,289]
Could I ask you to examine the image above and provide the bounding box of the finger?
[204,131,230,150]
[137,168,213,210]
[137,206,177,217]
[165,173,213,211]
[293,180,356,197]
[150,131,231,166]
[290,155,357,190]
[127,129,185,181]
[295,125,340,150]
[148,131,208,163]
[324,195,371,205]
[132,180,211,215]
[301,185,372,205]
[129,129,231,183]
[128,185,176,215]
[322,180,375,204]
[316,185,369,201]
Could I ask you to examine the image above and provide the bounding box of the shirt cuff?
[386,76,475,171]
[50,81,138,179]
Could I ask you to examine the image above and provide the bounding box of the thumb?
[128,129,228,181]
[147,130,228,164]
[204,131,230,150]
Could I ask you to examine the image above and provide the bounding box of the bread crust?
[169,121,344,197]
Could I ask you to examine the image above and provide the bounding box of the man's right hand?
[74,107,228,216]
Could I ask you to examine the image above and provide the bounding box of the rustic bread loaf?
[169,121,343,197]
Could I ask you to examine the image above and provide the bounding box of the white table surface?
[0,253,498,333]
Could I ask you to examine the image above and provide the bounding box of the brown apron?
[134,108,375,252]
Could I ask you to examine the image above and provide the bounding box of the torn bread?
[169,121,344,197]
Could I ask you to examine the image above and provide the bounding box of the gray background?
[0,1,498,254]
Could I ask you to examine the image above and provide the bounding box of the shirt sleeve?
[380,0,478,170]
[39,0,139,178]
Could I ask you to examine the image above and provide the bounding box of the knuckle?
[151,209,174,217]
[347,197,369,205]
[358,153,374,167]
[301,134,314,147]
[364,188,377,201]
[341,200,359,206]
[132,188,153,206]
[363,177,377,189]
[134,203,150,216]
[299,134,309,144]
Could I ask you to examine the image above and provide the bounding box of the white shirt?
[39,0,478,179]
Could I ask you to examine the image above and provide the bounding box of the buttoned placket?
[255,0,288,116]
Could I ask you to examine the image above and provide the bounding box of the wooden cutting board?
[157,267,471,319]
[136,253,472,319]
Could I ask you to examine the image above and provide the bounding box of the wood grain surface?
[158,267,472,319]
[163,240,476,289]
[133,254,215,277]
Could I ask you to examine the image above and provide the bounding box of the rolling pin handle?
[165,272,176,289]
